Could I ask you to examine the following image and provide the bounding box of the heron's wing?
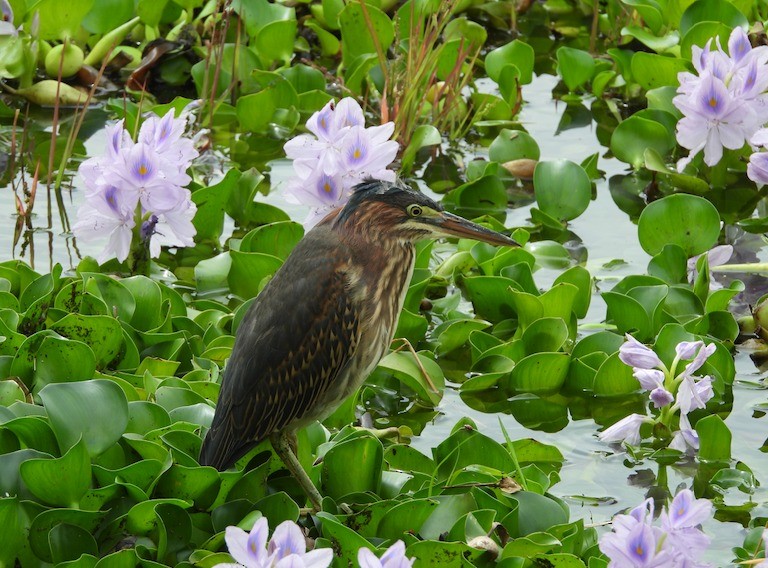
[199,236,360,470]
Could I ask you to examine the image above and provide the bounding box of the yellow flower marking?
[139,164,148,176]
[323,182,332,193]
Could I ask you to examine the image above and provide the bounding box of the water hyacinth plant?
[283,98,399,227]
[599,335,716,452]
[599,489,712,567]
[72,107,199,273]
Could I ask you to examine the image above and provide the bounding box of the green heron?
[199,179,518,509]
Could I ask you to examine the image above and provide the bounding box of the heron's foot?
[270,431,324,512]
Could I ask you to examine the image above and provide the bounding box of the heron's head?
[331,179,519,248]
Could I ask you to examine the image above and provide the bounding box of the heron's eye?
[407,204,423,217]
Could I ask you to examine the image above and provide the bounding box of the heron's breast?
[329,245,416,401]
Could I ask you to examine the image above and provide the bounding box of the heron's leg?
[270,431,324,512]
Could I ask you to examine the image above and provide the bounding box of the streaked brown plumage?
[199,179,518,508]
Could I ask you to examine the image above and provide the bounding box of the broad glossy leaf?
[488,129,540,162]
[228,251,283,299]
[486,40,534,84]
[611,116,674,169]
[20,437,91,507]
[521,318,569,354]
[240,222,304,260]
[696,414,731,461]
[638,194,720,256]
[28,508,104,563]
[534,160,591,221]
[33,335,96,391]
[630,52,690,90]
[679,0,747,36]
[556,47,595,91]
[31,0,95,39]
[321,434,383,500]
[593,353,639,396]
[504,353,570,395]
[49,313,123,369]
[40,379,129,456]
[338,3,394,68]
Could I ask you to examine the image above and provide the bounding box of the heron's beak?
[432,211,520,247]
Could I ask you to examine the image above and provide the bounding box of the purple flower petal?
[619,334,664,370]
[650,387,674,408]
[681,343,716,377]
[662,489,712,530]
[269,520,306,558]
[676,375,714,414]
[633,368,665,391]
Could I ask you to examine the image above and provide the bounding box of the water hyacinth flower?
[358,541,415,568]
[283,98,399,228]
[600,334,716,450]
[600,490,711,567]
[0,0,17,36]
[72,106,199,266]
[214,517,333,568]
[674,27,768,170]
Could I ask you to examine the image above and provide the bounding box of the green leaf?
[556,47,595,91]
[503,352,570,394]
[372,351,445,405]
[49,313,123,369]
[630,52,690,90]
[39,379,129,456]
[696,414,731,460]
[20,438,91,507]
[0,498,26,567]
[638,194,721,256]
[228,252,283,299]
[50,523,98,564]
[338,3,394,69]
[679,0,747,36]
[192,170,240,241]
[488,129,540,162]
[82,0,134,33]
[255,19,297,65]
[28,508,104,564]
[401,125,441,174]
[486,40,535,84]
[29,0,95,40]
[240,222,304,260]
[33,335,96,391]
[521,318,569,354]
[533,160,591,221]
[611,116,675,169]
[593,353,639,396]
[321,434,383,500]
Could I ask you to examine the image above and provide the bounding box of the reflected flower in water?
[284,98,399,228]
[73,107,199,265]
[214,517,332,568]
[600,490,711,567]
